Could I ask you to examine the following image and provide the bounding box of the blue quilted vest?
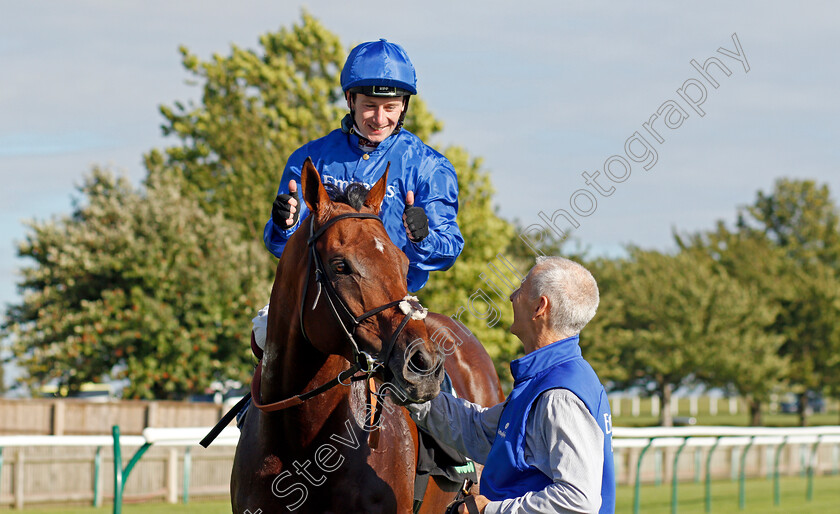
[480,336,615,513]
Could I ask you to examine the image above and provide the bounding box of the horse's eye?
[331,259,351,275]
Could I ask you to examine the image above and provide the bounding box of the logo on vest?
[604,413,613,434]
[497,422,510,439]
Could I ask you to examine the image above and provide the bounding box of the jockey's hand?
[272,180,300,228]
[458,494,489,513]
[403,191,429,242]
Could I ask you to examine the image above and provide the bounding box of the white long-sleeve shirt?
[407,389,604,513]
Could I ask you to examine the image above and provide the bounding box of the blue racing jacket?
[263,126,464,292]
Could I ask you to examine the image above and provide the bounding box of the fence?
[1,424,839,510]
[608,394,840,419]
[611,425,840,513]
[0,398,230,436]
[0,428,238,510]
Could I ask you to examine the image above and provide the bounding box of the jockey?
[254,39,465,350]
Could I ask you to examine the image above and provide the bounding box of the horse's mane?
[324,182,370,211]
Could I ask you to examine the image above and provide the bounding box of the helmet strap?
[394,96,410,134]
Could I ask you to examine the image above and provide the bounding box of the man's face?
[509,270,536,342]
[348,93,405,143]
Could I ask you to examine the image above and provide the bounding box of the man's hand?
[272,180,300,228]
[458,494,489,513]
[402,190,429,242]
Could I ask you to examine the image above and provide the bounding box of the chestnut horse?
[231,159,503,513]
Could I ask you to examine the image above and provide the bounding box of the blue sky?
[2,1,839,385]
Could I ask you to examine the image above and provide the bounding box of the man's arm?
[263,158,307,258]
[484,389,604,514]
[406,392,505,464]
[402,158,464,272]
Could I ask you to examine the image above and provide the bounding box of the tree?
[733,179,840,425]
[676,227,791,425]
[149,12,347,243]
[419,148,523,385]
[590,248,781,426]
[3,170,271,399]
[738,179,840,268]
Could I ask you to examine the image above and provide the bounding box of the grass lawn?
[616,474,840,513]
[15,475,839,513]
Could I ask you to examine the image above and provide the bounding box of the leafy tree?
[149,12,346,242]
[3,170,270,399]
[420,148,522,385]
[676,227,791,425]
[728,179,840,425]
[738,179,840,268]
[590,248,781,426]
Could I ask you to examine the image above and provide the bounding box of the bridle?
[200,208,432,449]
[300,211,426,374]
[250,210,429,414]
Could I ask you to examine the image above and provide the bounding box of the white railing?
[0,426,238,512]
[2,425,839,512]
[611,425,840,514]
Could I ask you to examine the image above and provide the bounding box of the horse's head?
[296,158,444,404]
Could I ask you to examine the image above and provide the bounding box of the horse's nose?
[403,341,444,382]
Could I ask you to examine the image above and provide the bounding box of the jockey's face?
[347,93,406,143]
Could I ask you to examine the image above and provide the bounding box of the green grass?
[616,474,840,513]
[14,476,839,513]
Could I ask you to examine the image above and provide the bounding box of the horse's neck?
[261,308,333,401]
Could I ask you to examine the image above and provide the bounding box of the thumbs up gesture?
[272,180,300,228]
[402,191,429,242]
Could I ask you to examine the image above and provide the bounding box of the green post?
[633,440,654,514]
[655,448,662,486]
[773,437,788,507]
[704,436,722,513]
[694,448,702,483]
[671,437,690,514]
[94,446,102,507]
[112,425,152,514]
[113,426,123,514]
[738,436,755,510]
[182,446,191,504]
[806,436,822,502]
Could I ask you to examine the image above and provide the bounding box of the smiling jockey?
[253,39,464,351]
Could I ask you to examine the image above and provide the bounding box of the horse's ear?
[364,163,389,215]
[301,157,332,219]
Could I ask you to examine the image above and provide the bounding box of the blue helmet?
[341,39,417,97]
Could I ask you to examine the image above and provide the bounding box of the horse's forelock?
[324,182,370,211]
